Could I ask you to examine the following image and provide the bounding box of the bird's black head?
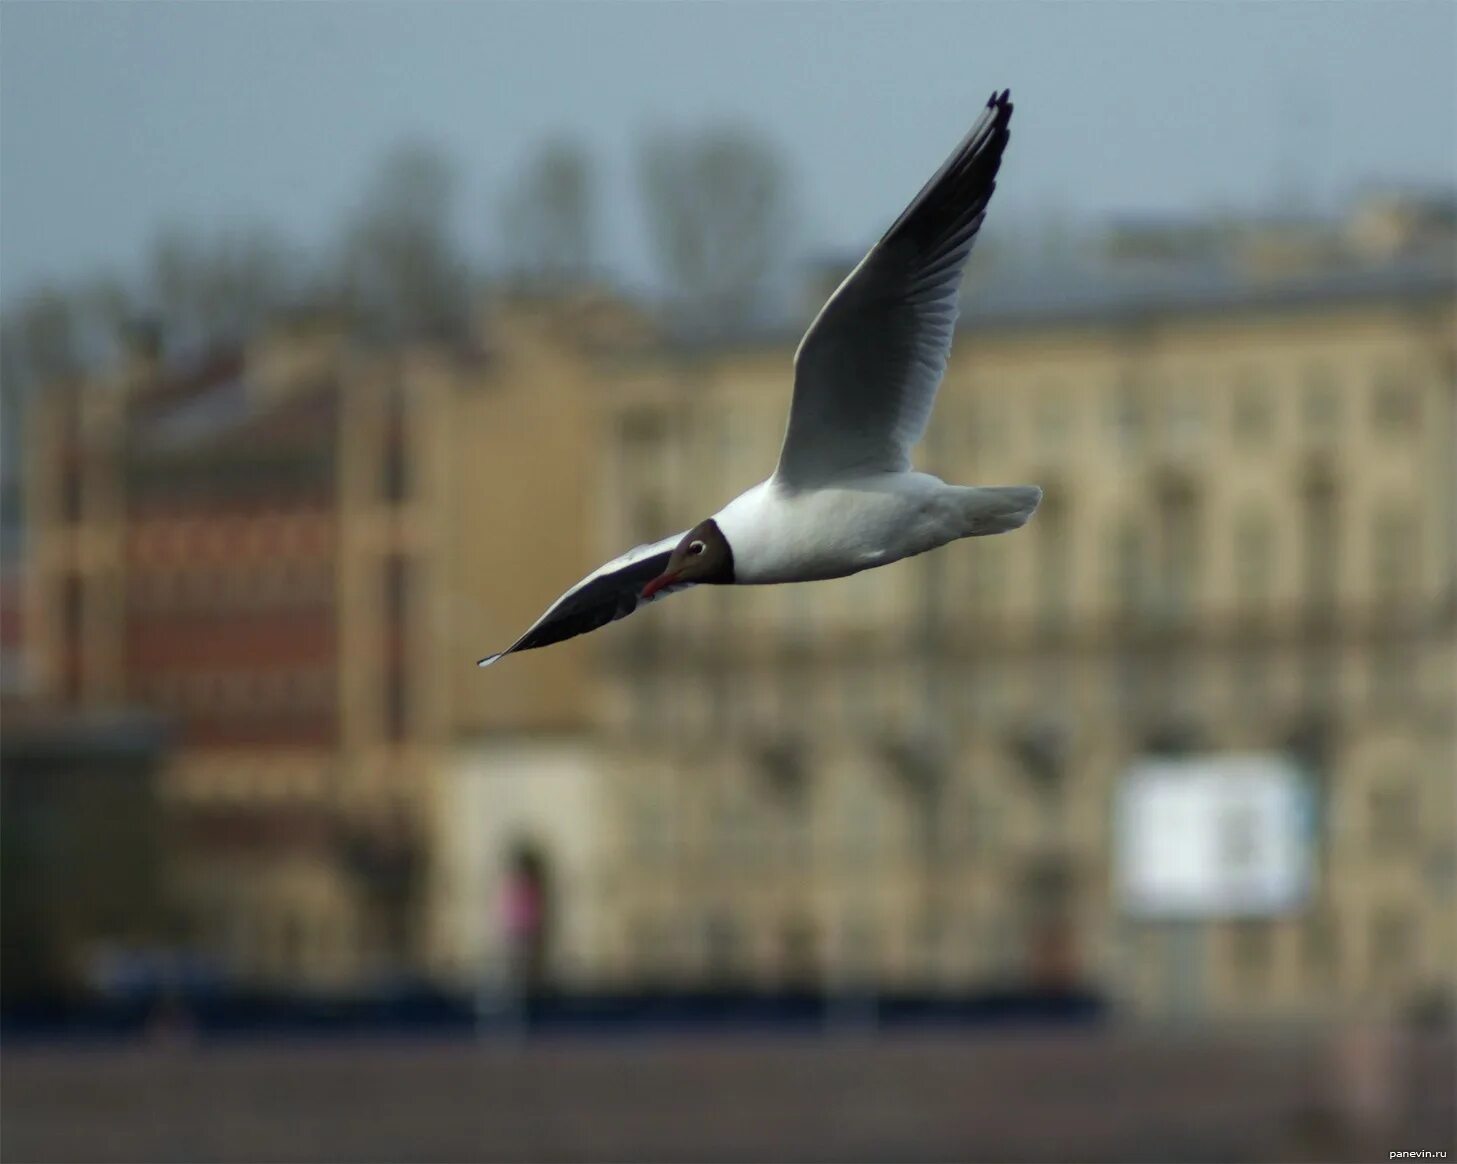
[641,519,735,599]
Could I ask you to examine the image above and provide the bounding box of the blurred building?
[20,300,636,991]
[591,236,1456,1019]
[1104,188,1457,278]
[18,202,1456,1019]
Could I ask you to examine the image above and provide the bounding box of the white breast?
[713,473,966,585]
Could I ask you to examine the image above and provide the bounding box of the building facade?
[590,260,1456,1020]
[19,234,1455,1020]
[21,302,620,991]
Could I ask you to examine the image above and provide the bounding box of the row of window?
[131,668,336,714]
[180,762,332,804]
[126,562,336,610]
[964,364,1428,456]
[1221,906,1428,991]
[629,642,1437,750]
[1060,501,1422,616]
[625,751,1438,864]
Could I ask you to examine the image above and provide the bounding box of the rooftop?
[666,255,1456,354]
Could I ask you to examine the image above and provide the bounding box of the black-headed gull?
[479,90,1040,668]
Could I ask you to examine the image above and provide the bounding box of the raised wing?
[775,90,1013,488]
[477,533,690,667]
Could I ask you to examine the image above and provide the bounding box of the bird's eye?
[688,540,706,556]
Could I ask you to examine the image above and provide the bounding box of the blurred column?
[915,421,950,992]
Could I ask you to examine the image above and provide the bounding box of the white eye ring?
[688,540,706,555]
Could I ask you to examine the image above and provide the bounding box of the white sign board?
[1116,753,1313,918]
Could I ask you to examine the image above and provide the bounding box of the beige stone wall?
[21,289,1453,1007]
[440,317,604,735]
[592,291,1457,1019]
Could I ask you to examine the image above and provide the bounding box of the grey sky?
[2,1,1454,308]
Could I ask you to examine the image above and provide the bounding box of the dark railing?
[1,984,1108,1042]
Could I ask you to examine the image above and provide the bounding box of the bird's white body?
[715,474,1041,585]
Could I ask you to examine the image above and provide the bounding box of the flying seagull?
[479,89,1040,668]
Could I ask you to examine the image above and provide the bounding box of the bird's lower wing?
[477,533,689,666]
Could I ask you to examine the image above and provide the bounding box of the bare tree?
[501,138,597,290]
[0,276,137,421]
[336,140,471,343]
[2,288,83,391]
[74,277,134,361]
[147,224,298,348]
[1,311,37,493]
[638,126,792,332]
[1,289,87,535]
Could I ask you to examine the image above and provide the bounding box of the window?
[1371,365,1420,434]
[779,915,819,987]
[380,391,409,504]
[1111,379,1145,450]
[721,774,758,861]
[1367,782,1416,849]
[1371,507,1418,601]
[632,914,669,980]
[1035,382,1071,447]
[1165,381,1204,444]
[1368,907,1414,984]
[1232,650,1269,715]
[280,912,307,975]
[842,772,879,858]
[630,497,667,546]
[383,554,409,626]
[1235,508,1273,614]
[1301,911,1340,986]
[758,739,808,803]
[959,784,996,857]
[703,910,743,986]
[1301,475,1339,614]
[636,786,671,863]
[969,395,1005,457]
[1156,481,1201,620]
[1035,491,1069,631]
[842,913,878,984]
[1232,371,1273,444]
[1109,519,1146,616]
[968,540,1005,618]
[1302,364,1341,436]
[1371,640,1414,705]
[619,408,666,448]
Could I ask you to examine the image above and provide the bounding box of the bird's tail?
[959,484,1043,536]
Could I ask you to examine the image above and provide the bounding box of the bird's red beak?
[641,571,678,600]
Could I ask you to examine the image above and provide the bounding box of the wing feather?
[477,533,689,666]
[776,90,1013,488]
